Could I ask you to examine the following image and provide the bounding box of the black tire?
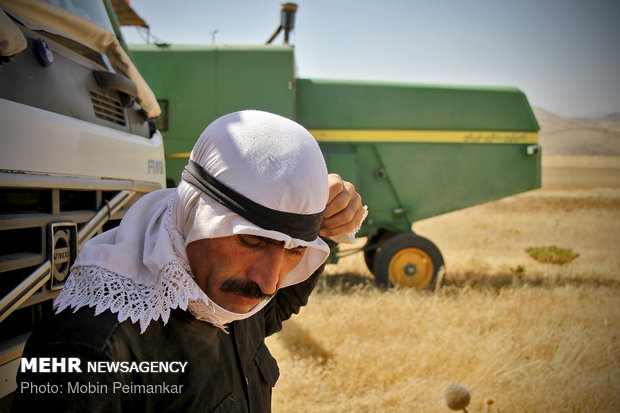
[363,231,396,273]
[372,233,444,290]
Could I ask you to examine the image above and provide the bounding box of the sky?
[120,0,620,119]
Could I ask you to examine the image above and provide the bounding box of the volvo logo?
[49,223,77,289]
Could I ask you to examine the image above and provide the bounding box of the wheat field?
[266,155,620,412]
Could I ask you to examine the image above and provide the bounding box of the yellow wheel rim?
[388,248,434,289]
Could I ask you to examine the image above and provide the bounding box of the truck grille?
[0,188,124,341]
[90,90,127,126]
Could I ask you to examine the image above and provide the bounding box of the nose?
[247,245,285,295]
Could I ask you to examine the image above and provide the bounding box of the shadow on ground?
[444,271,620,291]
[317,270,620,294]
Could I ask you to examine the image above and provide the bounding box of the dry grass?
[268,287,619,412]
[267,155,620,412]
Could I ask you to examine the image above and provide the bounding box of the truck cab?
[0,0,166,404]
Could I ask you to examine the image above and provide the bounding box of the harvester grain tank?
[300,79,540,288]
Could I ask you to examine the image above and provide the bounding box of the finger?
[323,191,349,219]
[326,174,344,205]
[319,203,367,238]
[323,180,355,219]
[321,191,362,228]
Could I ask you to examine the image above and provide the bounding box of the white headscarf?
[55,110,331,332]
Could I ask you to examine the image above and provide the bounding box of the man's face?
[186,234,306,313]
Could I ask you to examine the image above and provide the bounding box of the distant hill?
[533,107,620,156]
[592,112,620,123]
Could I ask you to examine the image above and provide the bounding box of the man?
[11,110,366,412]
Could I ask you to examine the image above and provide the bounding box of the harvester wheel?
[373,233,444,289]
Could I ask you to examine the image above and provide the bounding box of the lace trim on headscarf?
[54,192,228,333]
[54,262,225,333]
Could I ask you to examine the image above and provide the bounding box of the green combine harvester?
[128,7,540,290]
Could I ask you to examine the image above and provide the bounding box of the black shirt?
[11,266,322,413]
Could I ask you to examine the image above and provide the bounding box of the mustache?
[220,278,275,301]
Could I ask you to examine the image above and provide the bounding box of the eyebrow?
[247,235,306,249]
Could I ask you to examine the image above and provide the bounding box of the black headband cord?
[182,160,324,242]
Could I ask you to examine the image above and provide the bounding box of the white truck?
[0,0,165,405]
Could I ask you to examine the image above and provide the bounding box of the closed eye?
[239,235,306,257]
[286,246,307,257]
